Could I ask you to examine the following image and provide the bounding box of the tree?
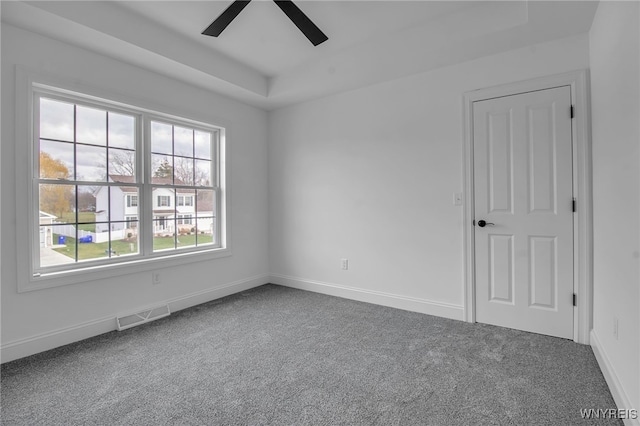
[174,157,212,186]
[77,190,96,211]
[149,156,210,186]
[40,151,70,179]
[108,150,135,176]
[39,152,73,218]
[153,158,173,179]
[173,157,195,185]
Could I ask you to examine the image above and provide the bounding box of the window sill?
[21,248,232,293]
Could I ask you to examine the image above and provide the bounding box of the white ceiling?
[2,1,599,110]
[115,0,473,77]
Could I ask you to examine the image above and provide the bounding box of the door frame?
[462,70,592,344]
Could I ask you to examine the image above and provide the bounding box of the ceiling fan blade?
[273,0,328,46]
[202,0,252,37]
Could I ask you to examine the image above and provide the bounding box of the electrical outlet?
[152,272,161,285]
[613,316,619,340]
[341,258,348,270]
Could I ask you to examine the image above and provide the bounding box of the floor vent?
[116,305,171,331]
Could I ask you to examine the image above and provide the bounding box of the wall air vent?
[116,305,171,331]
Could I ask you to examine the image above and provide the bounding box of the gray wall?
[1,24,269,358]
[268,34,589,318]
[589,0,640,411]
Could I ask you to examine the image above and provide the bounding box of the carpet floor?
[1,284,621,425]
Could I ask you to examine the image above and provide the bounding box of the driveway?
[40,247,74,267]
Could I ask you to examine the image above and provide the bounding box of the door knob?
[477,220,495,227]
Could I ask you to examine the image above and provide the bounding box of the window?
[177,214,193,225]
[125,215,138,229]
[32,86,225,279]
[177,195,193,207]
[157,195,171,207]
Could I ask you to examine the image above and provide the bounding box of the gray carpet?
[1,284,620,425]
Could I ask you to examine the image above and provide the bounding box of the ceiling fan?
[202,0,328,46]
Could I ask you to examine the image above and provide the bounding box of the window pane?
[196,189,215,245]
[177,189,194,213]
[152,154,173,184]
[76,144,106,181]
[39,184,75,222]
[94,186,110,223]
[174,157,194,185]
[109,148,135,179]
[194,131,212,160]
[77,186,97,216]
[76,105,106,146]
[196,217,215,245]
[177,226,195,249]
[77,186,97,234]
[153,219,175,251]
[112,222,139,257]
[77,228,107,261]
[196,189,215,215]
[195,159,212,186]
[40,140,74,179]
[39,225,75,266]
[174,126,193,157]
[40,98,74,142]
[151,121,172,154]
[108,112,135,150]
[109,186,140,228]
[95,221,110,236]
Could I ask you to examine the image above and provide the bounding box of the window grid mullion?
[141,114,153,258]
[73,104,79,262]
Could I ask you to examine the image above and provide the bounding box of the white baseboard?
[590,330,640,426]
[165,273,268,313]
[270,274,464,321]
[1,274,269,364]
[0,315,118,365]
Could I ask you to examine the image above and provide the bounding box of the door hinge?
[573,293,577,306]
[570,105,575,118]
[572,198,576,212]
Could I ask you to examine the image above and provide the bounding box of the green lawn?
[53,233,214,260]
[153,234,214,251]
[58,212,96,232]
[53,235,138,260]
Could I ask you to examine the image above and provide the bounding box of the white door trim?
[462,70,592,344]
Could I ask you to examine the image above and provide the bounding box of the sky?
[39,98,212,184]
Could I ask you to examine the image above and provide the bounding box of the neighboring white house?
[94,175,215,238]
[39,211,57,248]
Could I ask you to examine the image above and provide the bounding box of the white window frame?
[157,195,171,207]
[177,214,193,225]
[15,69,230,292]
[127,195,138,207]
[177,195,193,207]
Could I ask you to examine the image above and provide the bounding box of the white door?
[473,86,574,339]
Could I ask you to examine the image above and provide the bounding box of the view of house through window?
[36,92,221,273]
[149,120,216,252]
